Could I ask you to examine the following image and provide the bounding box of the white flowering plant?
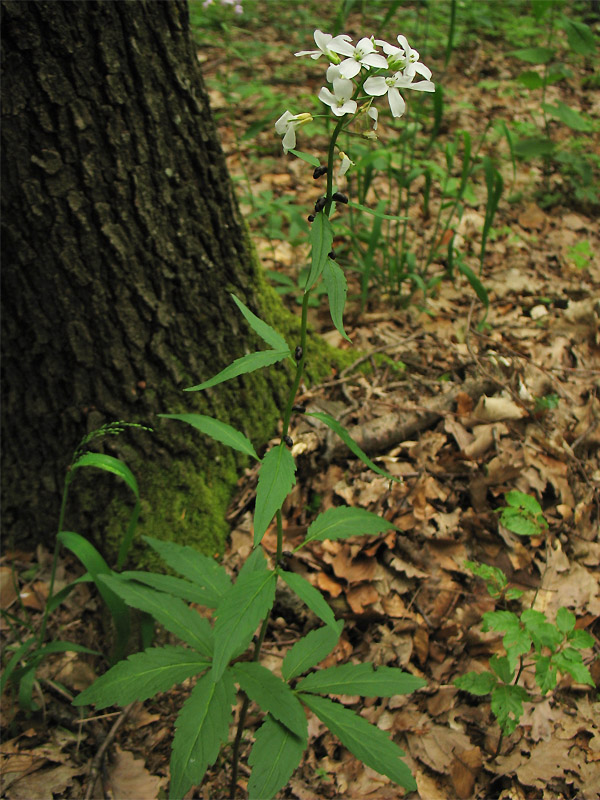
[73,28,430,800]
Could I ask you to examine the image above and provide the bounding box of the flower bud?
[332,191,348,204]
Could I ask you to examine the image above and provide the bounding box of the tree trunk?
[1,0,298,561]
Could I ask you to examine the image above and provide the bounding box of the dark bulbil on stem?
[313,165,328,179]
[294,345,303,361]
[283,435,293,448]
[314,196,327,213]
[332,191,348,204]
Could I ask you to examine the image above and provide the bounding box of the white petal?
[396,34,410,53]
[411,62,432,80]
[356,36,376,54]
[326,64,343,82]
[375,38,395,53]
[275,110,294,134]
[337,99,357,115]
[388,87,406,117]
[318,87,336,107]
[363,76,388,96]
[282,126,296,152]
[407,80,435,92]
[337,59,362,79]
[294,49,319,58]
[313,29,332,50]
[367,107,378,129]
[362,53,389,69]
[328,37,355,57]
[332,77,353,102]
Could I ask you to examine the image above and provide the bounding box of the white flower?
[328,36,388,79]
[318,78,357,116]
[326,64,343,83]
[338,151,355,177]
[275,110,313,153]
[364,71,434,117]
[295,30,349,63]
[375,35,432,80]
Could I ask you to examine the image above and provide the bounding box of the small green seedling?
[496,490,549,537]
[456,562,595,746]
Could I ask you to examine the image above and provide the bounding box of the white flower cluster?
[276,30,435,169]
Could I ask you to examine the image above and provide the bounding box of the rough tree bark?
[1,0,304,560]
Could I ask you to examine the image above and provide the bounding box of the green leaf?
[212,567,276,680]
[517,70,545,90]
[568,629,595,649]
[159,414,259,461]
[454,670,497,696]
[119,571,218,607]
[185,350,290,392]
[288,149,320,167]
[347,200,406,220]
[230,294,289,353]
[143,536,231,606]
[282,622,344,682]
[278,570,337,629]
[74,646,210,709]
[457,258,489,308]
[300,694,416,791]
[71,452,139,498]
[169,670,236,800]
[99,574,214,657]
[305,212,333,291]
[304,506,397,546]
[552,648,595,686]
[58,531,130,662]
[505,490,543,515]
[254,445,296,546]
[508,46,554,64]
[534,654,557,694]
[542,101,593,132]
[489,655,514,685]
[322,259,350,342]
[305,412,400,482]
[491,683,528,735]
[501,510,541,536]
[232,663,307,739]
[513,136,555,159]
[248,715,306,800]
[0,637,36,694]
[465,560,507,596]
[482,610,520,635]
[296,663,426,697]
[562,16,596,55]
[521,609,562,651]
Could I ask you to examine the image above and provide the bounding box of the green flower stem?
[325,116,349,216]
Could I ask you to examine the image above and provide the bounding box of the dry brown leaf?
[107,747,164,800]
[450,746,482,799]
[316,571,343,597]
[472,395,527,422]
[346,584,378,615]
[4,764,84,800]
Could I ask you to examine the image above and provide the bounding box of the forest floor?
[1,2,599,799]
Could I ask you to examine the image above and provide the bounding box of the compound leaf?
[143,536,231,606]
[296,663,425,697]
[300,694,416,791]
[169,669,235,800]
[248,715,306,800]
[185,350,289,392]
[212,567,276,680]
[232,662,307,739]
[254,445,296,546]
[159,414,259,460]
[282,622,344,681]
[74,646,210,709]
[99,575,214,657]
